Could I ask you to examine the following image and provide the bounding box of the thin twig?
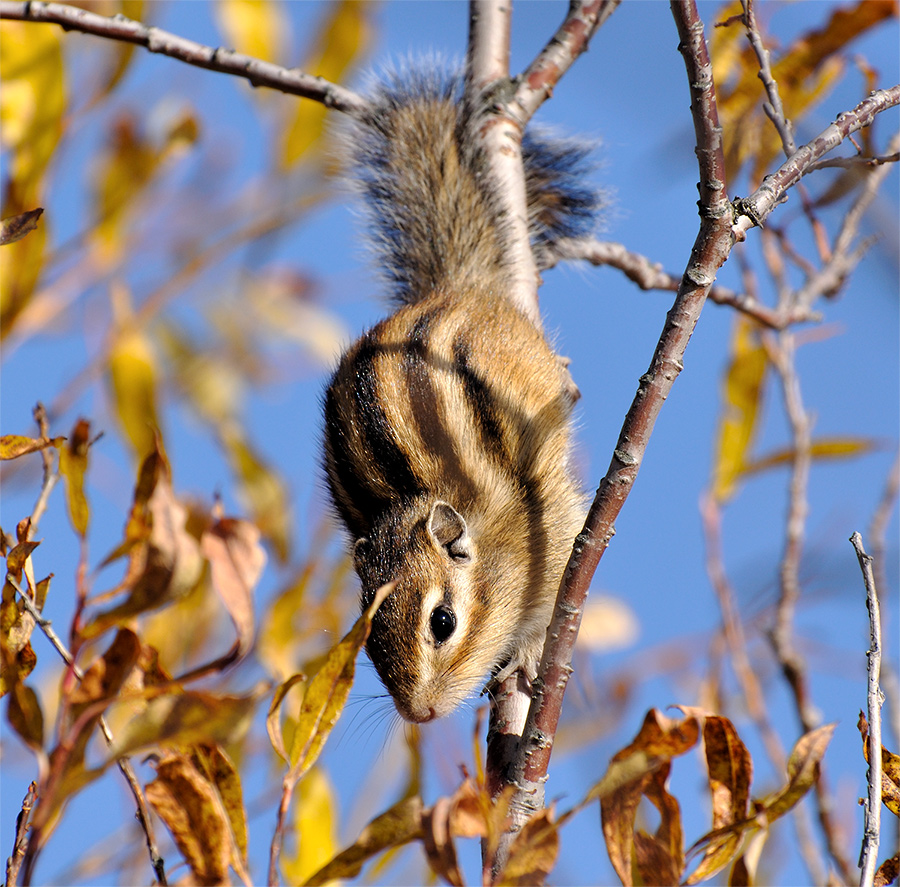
[8,577,168,885]
[0,0,367,115]
[732,85,900,238]
[869,452,900,750]
[513,0,619,122]
[551,237,820,328]
[851,533,883,887]
[5,782,37,887]
[741,0,796,157]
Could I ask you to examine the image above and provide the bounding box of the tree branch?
[0,0,367,115]
[552,237,819,328]
[852,532,883,887]
[501,0,732,837]
[513,0,619,122]
[733,86,900,238]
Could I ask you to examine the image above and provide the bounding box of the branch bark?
[495,0,732,854]
[0,0,367,115]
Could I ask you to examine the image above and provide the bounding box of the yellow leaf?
[107,284,161,462]
[221,426,292,562]
[305,795,425,886]
[711,318,767,504]
[192,744,250,872]
[215,0,288,63]
[91,115,160,265]
[742,436,879,476]
[757,723,836,823]
[0,434,62,461]
[286,583,392,784]
[280,766,338,885]
[0,22,65,195]
[280,0,370,168]
[58,419,92,538]
[107,685,264,760]
[0,20,64,336]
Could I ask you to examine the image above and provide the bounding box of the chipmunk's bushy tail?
[349,66,601,304]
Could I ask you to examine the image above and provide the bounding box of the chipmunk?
[322,69,599,723]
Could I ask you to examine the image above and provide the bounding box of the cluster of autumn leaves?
[3,427,899,885]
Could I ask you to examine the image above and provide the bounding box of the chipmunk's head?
[354,498,494,722]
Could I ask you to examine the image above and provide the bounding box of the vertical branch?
[494,0,731,857]
[851,532,883,887]
[464,0,540,326]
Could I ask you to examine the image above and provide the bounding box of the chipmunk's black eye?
[430,605,456,645]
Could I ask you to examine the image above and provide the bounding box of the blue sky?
[1,2,898,885]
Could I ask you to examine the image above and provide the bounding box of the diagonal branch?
[513,0,620,123]
[0,0,367,115]
[500,0,732,841]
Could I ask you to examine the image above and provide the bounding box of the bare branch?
[0,0,367,115]
[5,782,36,887]
[852,533,883,887]
[552,237,819,328]
[741,0,796,157]
[733,86,900,238]
[514,0,619,122]
[505,0,731,830]
[463,1,541,328]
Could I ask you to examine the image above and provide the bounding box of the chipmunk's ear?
[427,501,472,562]
[353,537,371,571]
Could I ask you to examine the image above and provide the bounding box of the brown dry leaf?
[859,712,900,817]
[286,582,392,783]
[146,750,249,887]
[107,685,264,761]
[57,419,92,538]
[1,559,49,698]
[44,630,141,813]
[0,434,63,460]
[305,795,425,886]
[758,723,836,823]
[7,682,44,752]
[598,709,700,887]
[422,795,464,887]
[875,854,899,887]
[635,764,684,886]
[0,207,43,246]
[711,317,767,503]
[85,459,204,639]
[280,766,338,886]
[495,807,560,886]
[684,713,753,884]
[280,0,370,168]
[192,744,250,874]
[201,514,266,659]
